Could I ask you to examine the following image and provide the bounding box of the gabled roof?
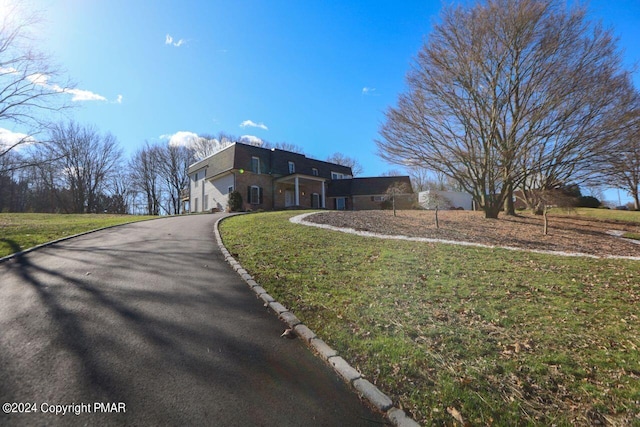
[327,176,413,197]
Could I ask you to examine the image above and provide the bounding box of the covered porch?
[274,174,327,209]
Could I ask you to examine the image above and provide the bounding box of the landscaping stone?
[310,338,338,360]
[387,408,421,427]
[293,324,316,343]
[251,286,267,296]
[268,301,288,314]
[327,356,361,383]
[279,311,301,327]
[352,378,393,412]
[259,293,275,305]
[245,279,259,288]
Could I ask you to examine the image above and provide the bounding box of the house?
[186,142,415,212]
[327,176,414,210]
[187,143,353,212]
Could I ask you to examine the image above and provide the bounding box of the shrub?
[577,196,601,208]
[227,191,243,212]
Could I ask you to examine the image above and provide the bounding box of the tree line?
[0,126,366,215]
[377,0,640,216]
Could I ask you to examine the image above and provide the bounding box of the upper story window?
[288,161,295,174]
[312,168,319,176]
[251,156,261,174]
[331,171,345,180]
[194,172,199,186]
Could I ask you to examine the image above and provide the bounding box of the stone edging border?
[214,215,420,427]
[290,212,640,261]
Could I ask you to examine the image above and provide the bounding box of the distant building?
[418,190,474,210]
[327,176,414,211]
[186,142,413,212]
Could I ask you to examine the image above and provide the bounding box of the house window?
[194,172,199,187]
[311,193,320,208]
[288,161,295,174]
[194,198,199,212]
[336,197,346,210]
[372,196,387,202]
[228,186,234,194]
[251,156,261,174]
[249,185,262,205]
[331,171,345,180]
[312,168,319,176]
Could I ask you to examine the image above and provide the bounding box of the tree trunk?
[504,181,516,216]
[484,204,501,219]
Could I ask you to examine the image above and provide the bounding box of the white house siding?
[208,174,235,212]
[418,190,473,210]
[190,169,207,213]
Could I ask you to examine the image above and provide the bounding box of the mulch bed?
[306,210,640,258]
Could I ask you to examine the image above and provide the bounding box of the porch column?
[321,181,326,208]
[294,176,300,206]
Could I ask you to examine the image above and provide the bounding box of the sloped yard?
[220,211,639,426]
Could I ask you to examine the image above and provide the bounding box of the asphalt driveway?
[0,213,385,426]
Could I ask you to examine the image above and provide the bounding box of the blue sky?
[7,0,640,203]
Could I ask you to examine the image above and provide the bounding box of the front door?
[285,190,295,207]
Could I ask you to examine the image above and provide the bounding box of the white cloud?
[2,67,112,103]
[162,131,200,148]
[240,135,263,146]
[115,94,123,104]
[362,87,377,95]
[165,34,185,47]
[0,128,36,150]
[239,120,268,131]
[62,88,107,102]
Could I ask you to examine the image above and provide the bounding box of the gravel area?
[305,210,640,258]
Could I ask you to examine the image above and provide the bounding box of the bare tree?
[600,96,640,210]
[377,0,634,218]
[263,141,305,154]
[384,182,412,217]
[326,152,362,176]
[159,143,193,215]
[33,122,122,213]
[190,132,235,161]
[0,2,72,159]
[129,141,163,215]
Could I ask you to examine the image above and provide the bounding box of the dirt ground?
[306,210,640,258]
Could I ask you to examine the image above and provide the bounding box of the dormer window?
[312,168,319,176]
[288,161,295,174]
[251,156,261,174]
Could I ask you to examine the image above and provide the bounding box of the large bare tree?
[377,0,634,218]
[34,121,122,213]
[0,2,71,160]
[326,152,362,176]
[601,95,640,210]
[129,141,163,215]
[159,143,193,215]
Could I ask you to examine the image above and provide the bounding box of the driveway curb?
[214,215,420,427]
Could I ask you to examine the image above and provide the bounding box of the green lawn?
[549,207,640,224]
[220,211,640,426]
[0,213,158,258]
